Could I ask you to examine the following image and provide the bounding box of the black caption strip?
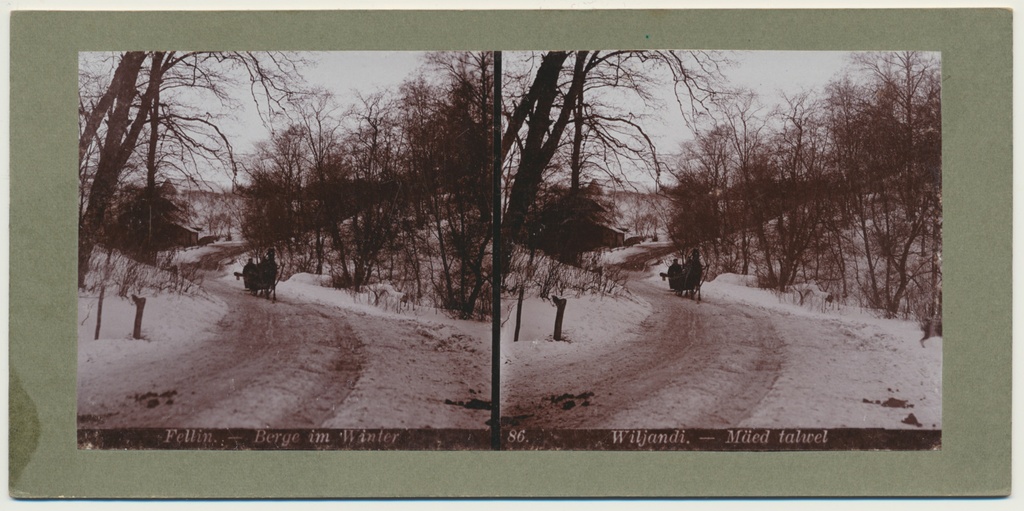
[501,428,941,451]
[79,428,490,450]
[79,428,940,451]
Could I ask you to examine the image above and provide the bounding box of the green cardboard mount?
[8,9,1011,498]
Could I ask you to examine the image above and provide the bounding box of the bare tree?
[288,89,343,274]
[721,91,770,274]
[330,93,405,291]
[399,52,494,318]
[240,124,308,257]
[753,94,831,291]
[78,51,305,287]
[841,51,942,317]
[500,50,728,275]
[669,124,733,261]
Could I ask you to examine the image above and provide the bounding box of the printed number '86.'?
[507,430,526,443]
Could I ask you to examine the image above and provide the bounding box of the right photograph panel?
[498,50,942,451]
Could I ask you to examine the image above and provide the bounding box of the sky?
[223,51,430,159]
[683,51,854,105]
[501,50,857,192]
[180,49,855,152]
[652,50,855,156]
[726,51,853,103]
[77,51,435,190]
[81,50,874,192]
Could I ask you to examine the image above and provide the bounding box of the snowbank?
[502,260,940,431]
[78,291,228,390]
[706,273,902,324]
[701,273,942,429]
[710,272,759,288]
[273,273,437,321]
[599,241,673,265]
[171,240,246,265]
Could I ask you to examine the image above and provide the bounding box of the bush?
[84,247,204,299]
[507,245,630,300]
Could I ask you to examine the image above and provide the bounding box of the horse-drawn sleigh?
[234,249,278,301]
[660,248,704,302]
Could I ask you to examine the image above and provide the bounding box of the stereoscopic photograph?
[75,51,495,449]
[498,50,942,450]
[9,5,1013,498]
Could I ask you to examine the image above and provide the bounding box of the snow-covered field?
[500,291,649,367]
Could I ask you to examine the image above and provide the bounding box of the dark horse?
[235,249,278,301]
[659,249,703,301]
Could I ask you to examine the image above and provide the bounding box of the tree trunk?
[79,52,158,288]
[315,226,324,275]
[569,58,586,192]
[502,51,591,253]
[131,295,146,340]
[79,53,145,168]
[143,53,166,257]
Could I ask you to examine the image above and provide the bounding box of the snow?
[78,292,228,409]
[502,264,941,431]
[599,240,674,265]
[710,272,759,288]
[78,292,227,346]
[500,291,650,362]
[79,250,491,430]
[171,240,247,265]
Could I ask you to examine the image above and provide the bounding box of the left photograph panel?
[76,51,495,450]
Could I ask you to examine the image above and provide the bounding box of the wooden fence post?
[513,285,526,342]
[94,285,105,340]
[552,295,567,341]
[130,294,146,339]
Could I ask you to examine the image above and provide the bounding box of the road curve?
[78,254,362,429]
[502,249,784,429]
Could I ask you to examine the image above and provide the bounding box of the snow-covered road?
[600,280,785,428]
[502,244,940,431]
[78,242,937,433]
[78,244,492,430]
[78,275,363,428]
[502,276,783,429]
